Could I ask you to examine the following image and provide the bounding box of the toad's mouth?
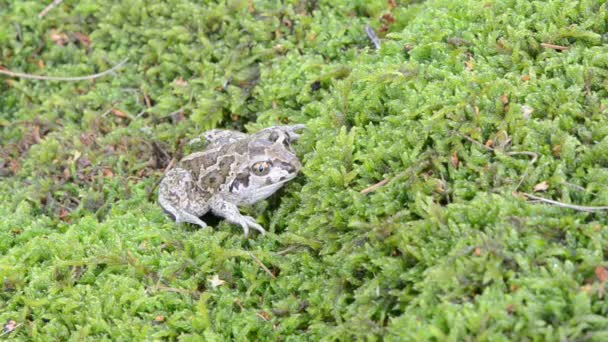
[260,174,298,189]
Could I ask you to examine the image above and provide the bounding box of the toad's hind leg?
[158,168,208,228]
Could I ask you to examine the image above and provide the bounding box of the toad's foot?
[210,199,266,237]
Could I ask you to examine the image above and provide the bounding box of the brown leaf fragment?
[541,43,569,51]
[382,13,396,24]
[451,151,460,168]
[533,181,549,192]
[596,266,608,284]
[38,60,46,69]
[110,108,131,119]
[474,247,482,256]
[174,77,188,87]
[521,74,530,81]
[32,125,41,144]
[9,159,21,174]
[500,93,509,105]
[74,32,91,47]
[50,29,69,46]
[257,311,271,321]
[59,208,70,221]
[154,315,165,323]
[388,0,397,9]
[552,144,562,157]
[102,168,114,178]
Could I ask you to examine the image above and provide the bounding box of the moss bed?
[2,0,608,340]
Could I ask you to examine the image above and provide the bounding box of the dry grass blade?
[38,0,64,18]
[0,58,128,82]
[541,43,569,51]
[521,193,608,212]
[249,252,276,279]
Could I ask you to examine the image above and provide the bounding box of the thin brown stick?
[541,43,569,51]
[521,193,608,212]
[360,178,390,195]
[0,58,128,82]
[38,0,64,18]
[256,312,270,321]
[454,131,495,151]
[249,252,276,279]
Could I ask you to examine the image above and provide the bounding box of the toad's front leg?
[209,199,266,237]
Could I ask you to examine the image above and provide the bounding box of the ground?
[1,0,608,340]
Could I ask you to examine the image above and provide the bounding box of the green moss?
[2,0,608,340]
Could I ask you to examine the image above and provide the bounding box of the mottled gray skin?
[159,124,305,237]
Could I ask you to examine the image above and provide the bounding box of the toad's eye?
[251,161,272,176]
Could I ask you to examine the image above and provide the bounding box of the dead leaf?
[533,181,549,192]
[110,108,131,119]
[103,168,114,178]
[521,74,530,81]
[174,77,188,87]
[59,208,70,221]
[596,266,608,283]
[38,60,45,69]
[209,274,225,288]
[74,32,91,47]
[552,144,562,157]
[381,13,396,24]
[50,30,69,46]
[257,311,271,321]
[154,315,165,323]
[32,125,41,144]
[451,151,459,168]
[388,0,398,9]
[474,247,482,256]
[9,159,20,174]
[500,93,509,105]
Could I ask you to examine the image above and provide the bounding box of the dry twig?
[360,178,390,195]
[38,0,64,18]
[541,43,569,51]
[0,58,128,82]
[276,245,299,255]
[521,193,608,212]
[249,252,276,279]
